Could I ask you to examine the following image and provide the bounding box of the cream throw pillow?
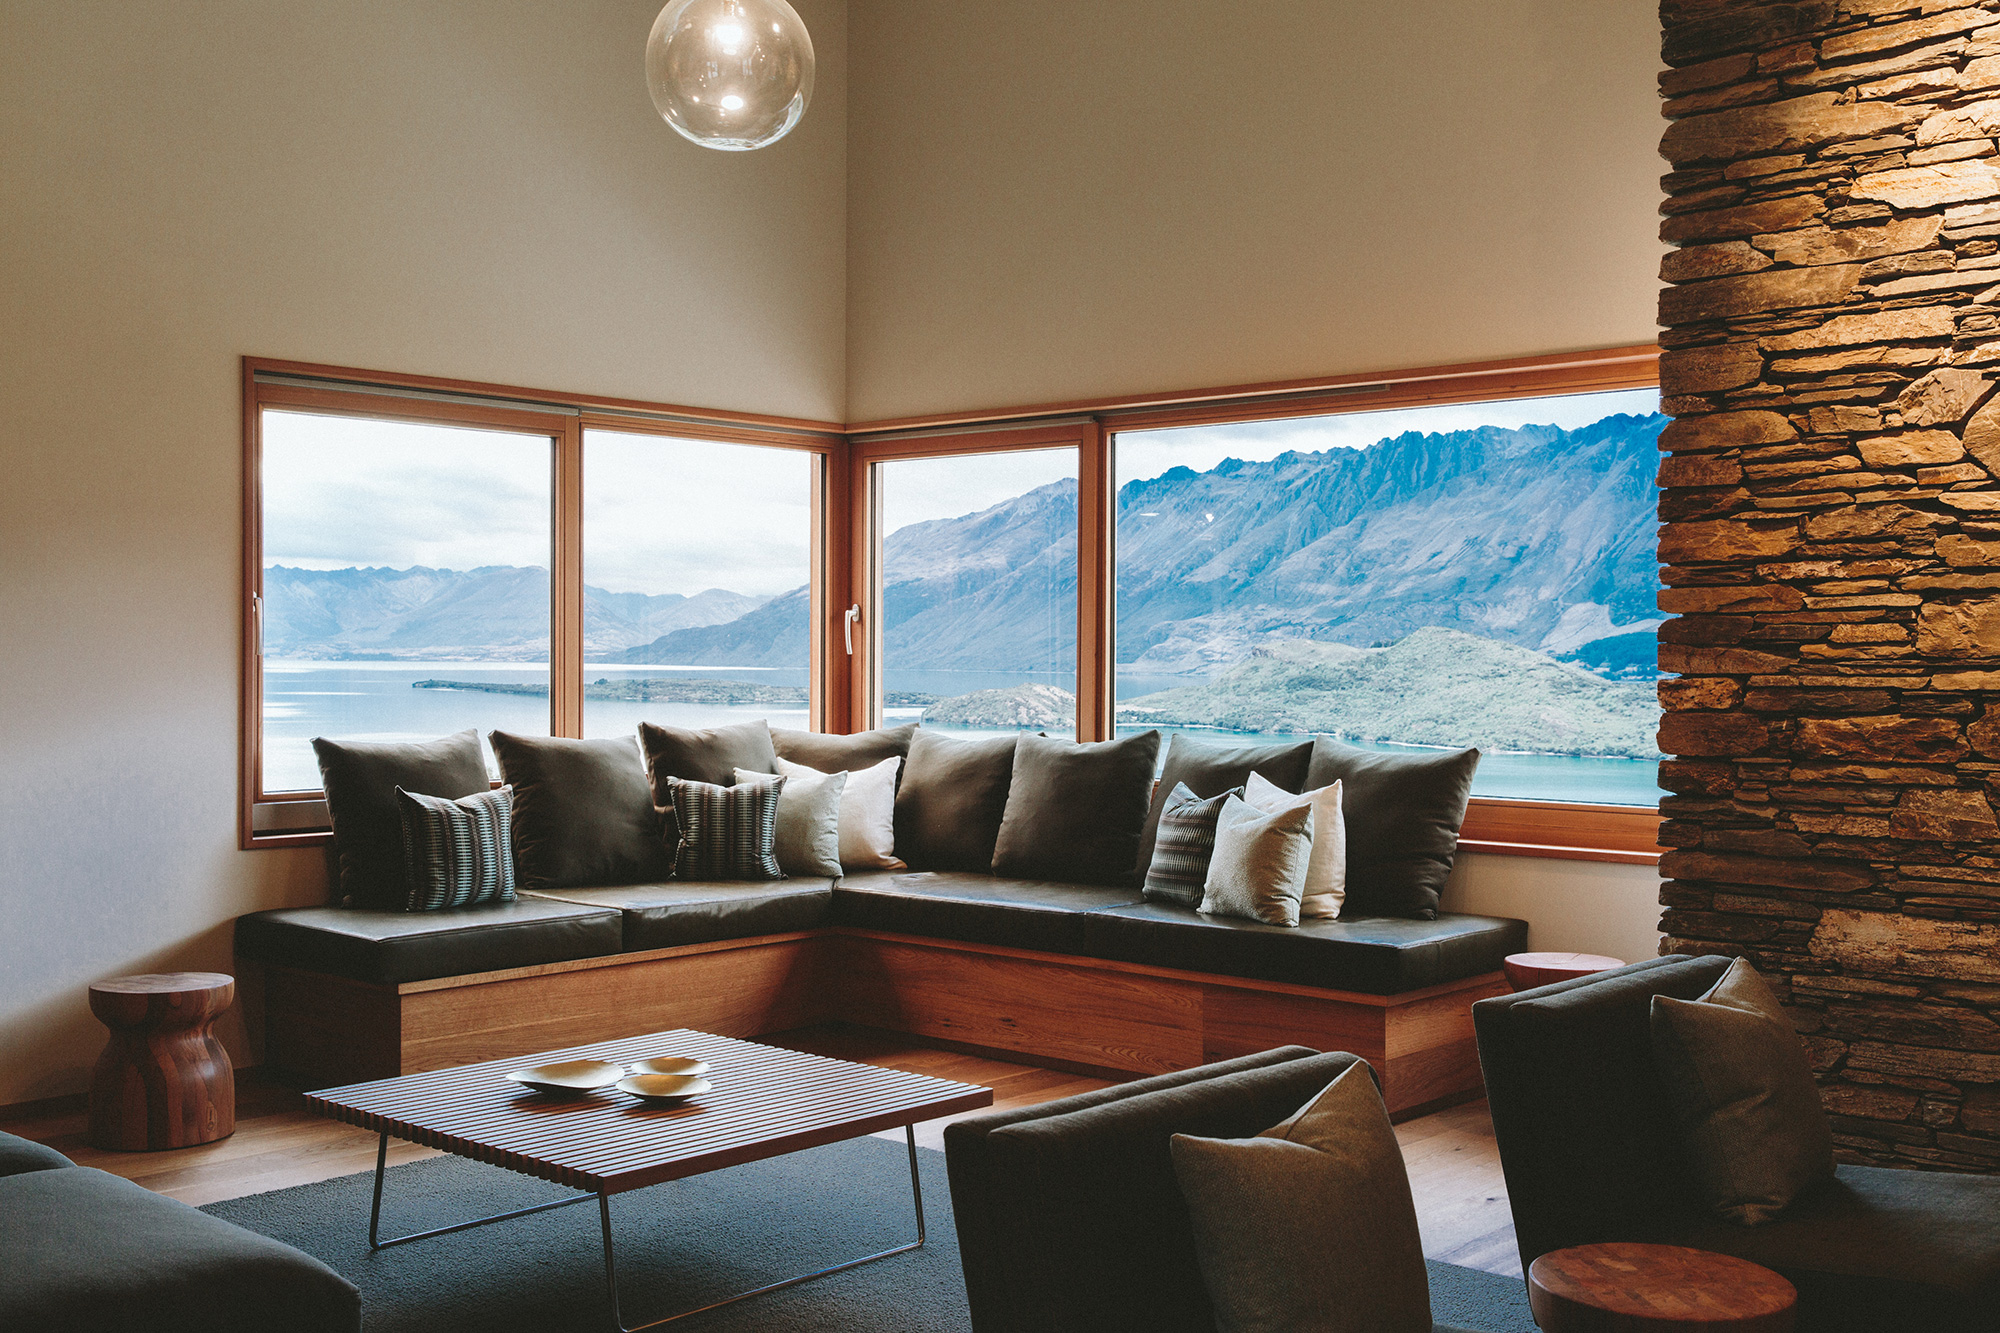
[733,765,843,877]
[1199,794,1312,927]
[1244,772,1345,919]
[775,753,904,871]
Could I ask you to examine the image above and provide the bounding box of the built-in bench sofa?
[236,725,1528,1117]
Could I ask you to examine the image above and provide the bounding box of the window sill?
[1458,798,1661,866]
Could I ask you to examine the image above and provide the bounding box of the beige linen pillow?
[1199,795,1312,927]
[734,765,844,877]
[1170,1063,1432,1333]
[1244,772,1345,919]
[1651,957,1836,1226]
[776,753,903,871]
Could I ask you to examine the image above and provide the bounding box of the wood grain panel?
[1199,985,1387,1067]
[263,966,403,1087]
[1384,974,1511,1059]
[399,937,832,1074]
[834,935,1204,1075]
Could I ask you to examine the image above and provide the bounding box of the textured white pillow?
[733,766,844,877]
[1200,795,1312,927]
[775,753,904,871]
[1245,772,1345,920]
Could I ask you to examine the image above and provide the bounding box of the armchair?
[1473,955,2000,1332]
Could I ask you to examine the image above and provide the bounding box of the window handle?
[252,592,264,658]
[843,604,861,656]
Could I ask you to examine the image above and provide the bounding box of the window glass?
[580,430,814,740]
[875,449,1079,739]
[259,410,553,793]
[1114,389,1666,805]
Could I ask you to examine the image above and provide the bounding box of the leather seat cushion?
[833,870,1145,954]
[0,1166,360,1333]
[523,880,834,950]
[1664,1163,2000,1331]
[1080,902,1526,994]
[233,897,623,985]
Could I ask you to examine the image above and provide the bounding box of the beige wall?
[844,0,1663,421]
[1442,855,1664,969]
[0,0,849,1103]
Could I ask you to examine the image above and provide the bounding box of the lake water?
[263,660,1664,807]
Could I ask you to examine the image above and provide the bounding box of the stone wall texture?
[1659,0,2000,1170]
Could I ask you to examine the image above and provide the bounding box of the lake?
[262,660,1664,806]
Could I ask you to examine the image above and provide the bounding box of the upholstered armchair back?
[1472,954,1733,1272]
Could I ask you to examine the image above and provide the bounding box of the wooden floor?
[4,1024,1522,1279]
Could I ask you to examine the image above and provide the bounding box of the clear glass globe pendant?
[645,0,815,151]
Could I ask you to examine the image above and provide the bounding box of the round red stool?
[1504,951,1625,992]
[88,972,236,1151]
[1529,1242,1796,1331]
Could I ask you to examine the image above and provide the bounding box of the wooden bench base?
[255,928,1506,1117]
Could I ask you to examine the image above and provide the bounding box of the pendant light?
[645,0,815,152]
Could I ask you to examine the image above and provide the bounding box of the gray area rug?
[203,1136,1535,1332]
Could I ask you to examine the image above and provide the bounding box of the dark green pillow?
[992,731,1162,886]
[894,731,1018,872]
[1652,958,1836,1226]
[637,719,780,847]
[1132,735,1315,882]
[490,731,673,890]
[313,729,490,908]
[1303,738,1478,919]
[771,723,916,773]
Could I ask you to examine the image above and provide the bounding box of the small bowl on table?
[617,1073,711,1105]
[504,1060,626,1095]
[626,1056,709,1079]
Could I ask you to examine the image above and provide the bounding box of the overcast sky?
[264,388,1661,599]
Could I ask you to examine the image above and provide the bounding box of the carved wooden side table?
[1529,1242,1796,1332]
[87,971,236,1151]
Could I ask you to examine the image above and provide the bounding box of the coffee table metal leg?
[598,1124,928,1331]
[366,1131,596,1251]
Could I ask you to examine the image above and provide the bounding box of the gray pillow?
[1143,783,1240,908]
[1199,795,1311,927]
[735,765,844,877]
[313,729,491,908]
[1171,1063,1433,1333]
[1651,957,1836,1226]
[489,731,674,890]
[1304,738,1478,920]
[395,785,516,911]
[771,723,916,773]
[893,731,1018,872]
[992,730,1162,886]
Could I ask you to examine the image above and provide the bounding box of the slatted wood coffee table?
[305,1029,993,1331]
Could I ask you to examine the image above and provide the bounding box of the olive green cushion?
[1171,1063,1433,1333]
[894,731,1018,872]
[1651,957,1836,1226]
[992,730,1162,886]
[490,731,672,890]
[313,730,490,908]
[1304,739,1478,919]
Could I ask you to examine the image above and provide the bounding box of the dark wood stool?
[88,972,236,1151]
[1529,1242,1796,1332]
[1504,951,1625,992]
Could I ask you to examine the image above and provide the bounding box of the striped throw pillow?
[1142,783,1241,908]
[667,775,784,881]
[395,785,517,912]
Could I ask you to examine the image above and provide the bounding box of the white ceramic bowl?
[504,1060,625,1094]
[617,1073,711,1105]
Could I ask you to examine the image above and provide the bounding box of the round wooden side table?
[1529,1243,1796,1332]
[1504,951,1626,992]
[87,972,236,1151]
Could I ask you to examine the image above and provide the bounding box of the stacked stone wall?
[1659,0,2000,1169]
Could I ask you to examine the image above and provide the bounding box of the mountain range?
[260,565,764,661]
[260,412,1666,678]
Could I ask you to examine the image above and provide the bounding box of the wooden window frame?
[243,346,1661,864]
[239,358,841,849]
